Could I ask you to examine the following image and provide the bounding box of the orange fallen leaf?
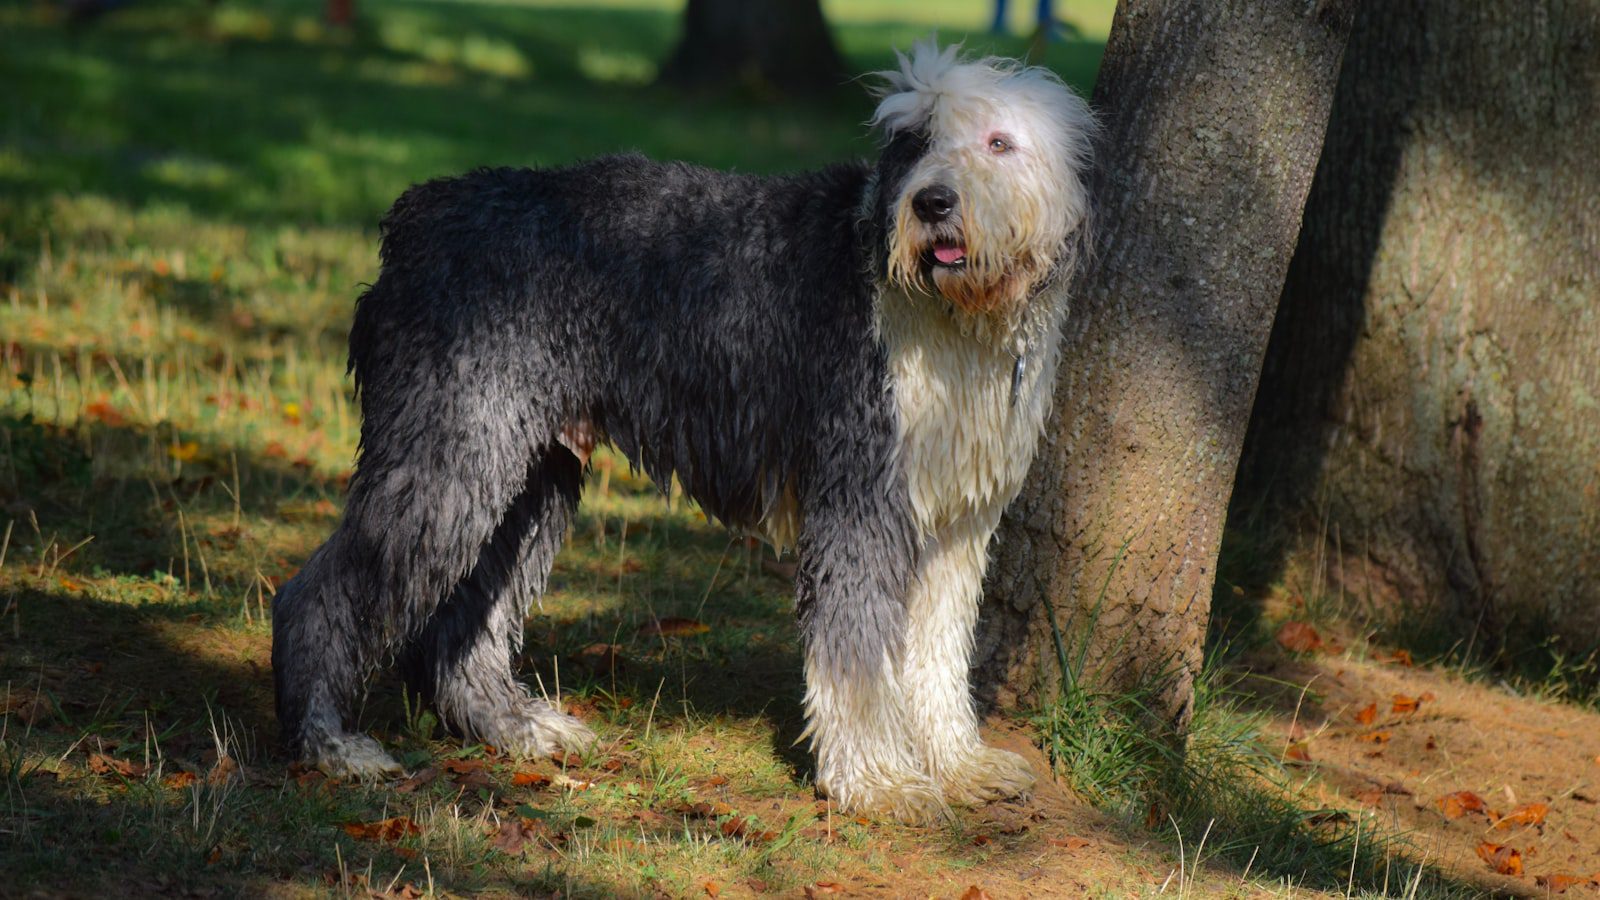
[512,770,552,788]
[88,753,149,779]
[489,816,549,854]
[343,816,420,843]
[1357,731,1392,744]
[167,440,200,462]
[960,887,994,900]
[1378,648,1415,667]
[1354,702,1378,725]
[705,773,730,786]
[639,616,711,636]
[164,770,198,789]
[1048,835,1093,850]
[1438,791,1487,819]
[1275,621,1323,653]
[1392,694,1421,714]
[805,885,843,897]
[84,400,125,427]
[441,757,489,774]
[1494,802,1549,829]
[1475,841,1523,876]
[1534,874,1588,893]
[1284,742,1312,763]
[703,882,721,898]
[207,754,240,786]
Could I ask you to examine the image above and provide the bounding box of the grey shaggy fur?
[271,144,937,769]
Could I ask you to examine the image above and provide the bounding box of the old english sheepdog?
[271,40,1092,822]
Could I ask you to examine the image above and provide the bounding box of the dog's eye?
[987,135,1013,154]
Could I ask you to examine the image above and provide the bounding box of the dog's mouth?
[925,240,967,269]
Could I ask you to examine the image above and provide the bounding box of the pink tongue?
[934,244,967,264]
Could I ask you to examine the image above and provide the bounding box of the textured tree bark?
[974,0,1360,732]
[659,0,844,96]
[1238,2,1600,647]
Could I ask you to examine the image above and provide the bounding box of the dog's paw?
[818,771,951,826]
[307,732,404,781]
[476,698,596,758]
[939,745,1035,806]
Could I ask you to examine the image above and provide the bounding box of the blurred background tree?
[1236,0,1600,669]
[660,0,844,95]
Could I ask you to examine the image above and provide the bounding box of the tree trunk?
[974,0,1360,732]
[659,0,844,96]
[1238,2,1600,649]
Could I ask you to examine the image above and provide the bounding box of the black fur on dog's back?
[351,155,897,536]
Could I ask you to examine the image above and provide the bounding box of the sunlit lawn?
[0,1,1115,895]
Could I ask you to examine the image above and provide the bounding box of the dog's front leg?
[794,484,946,824]
[899,509,1035,805]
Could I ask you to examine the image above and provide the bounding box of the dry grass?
[4,1,1588,897]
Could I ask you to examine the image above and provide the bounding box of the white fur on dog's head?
[870,39,1093,321]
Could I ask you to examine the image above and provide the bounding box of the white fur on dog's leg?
[804,647,950,825]
[939,745,1035,806]
[306,731,404,780]
[894,511,1037,806]
[475,696,595,758]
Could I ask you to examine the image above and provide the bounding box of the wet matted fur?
[271,40,1093,823]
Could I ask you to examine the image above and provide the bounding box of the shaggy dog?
[271,40,1093,823]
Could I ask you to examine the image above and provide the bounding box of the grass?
[0,0,1545,896]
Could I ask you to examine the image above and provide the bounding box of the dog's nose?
[912,185,958,224]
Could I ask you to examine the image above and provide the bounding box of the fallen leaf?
[1378,648,1415,667]
[1355,702,1378,725]
[1284,742,1312,763]
[1494,802,1549,830]
[490,816,548,854]
[84,400,125,426]
[164,770,198,789]
[577,642,624,675]
[805,884,843,897]
[1392,694,1421,714]
[343,816,420,843]
[1534,874,1587,893]
[971,834,992,846]
[1475,841,1523,876]
[167,441,200,462]
[960,887,994,900]
[1357,731,1393,744]
[638,616,711,637]
[1048,835,1092,850]
[705,773,729,787]
[396,767,439,793]
[512,770,552,788]
[703,882,721,898]
[550,751,582,767]
[88,753,149,779]
[1275,621,1323,653]
[1438,791,1487,819]
[207,754,240,786]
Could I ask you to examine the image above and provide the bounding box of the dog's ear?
[868,38,961,139]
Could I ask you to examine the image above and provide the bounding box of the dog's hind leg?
[272,366,543,779]
[398,445,593,757]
